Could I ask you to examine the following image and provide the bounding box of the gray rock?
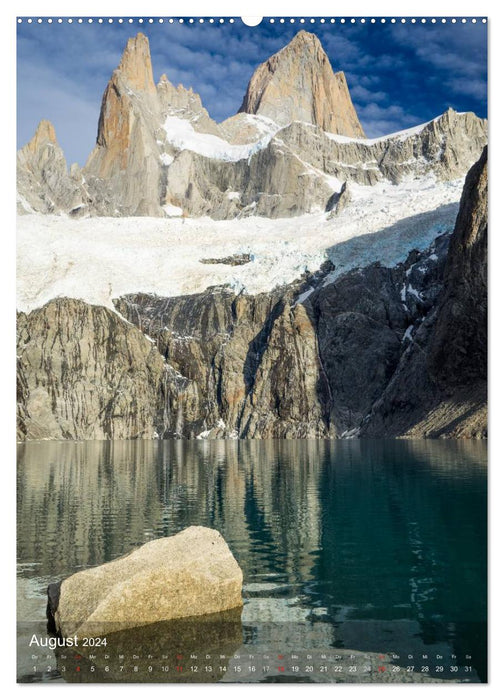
[327,181,351,216]
[16,297,168,440]
[160,110,487,219]
[200,253,252,266]
[48,526,243,638]
[114,280,331,439]
[16,120,86,215]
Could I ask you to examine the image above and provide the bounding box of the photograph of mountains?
[16,17,487,684]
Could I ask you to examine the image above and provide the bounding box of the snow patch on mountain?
[324,114,445,146]
[17,175,464,314]
[162,203,183,217]
[162,115,279,162]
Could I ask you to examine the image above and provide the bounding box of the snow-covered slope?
[324,115,443,145]
[17,175,464,313]
[161,115,279,162]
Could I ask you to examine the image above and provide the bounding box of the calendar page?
[16,14,487,684]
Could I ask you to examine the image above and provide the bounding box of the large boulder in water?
[47,526,243,638]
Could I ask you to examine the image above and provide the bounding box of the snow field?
[17,175,464,314]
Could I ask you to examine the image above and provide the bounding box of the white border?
[3,2,501,699]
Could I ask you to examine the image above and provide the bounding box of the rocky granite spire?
[117,32,156,94]
[238,30,366,137]
[17,119,85,215]
[84,32,164,216]
[94,32,158,155]
[24,119,58,153]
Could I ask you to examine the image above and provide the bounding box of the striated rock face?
[163,133,339,219]
[115,282,331,439]
[16,297,167,440]
[48,526,243,638]
[283,109,487,185]
[161,109,487,219]
[157,74,222,137]
[238,31,365,137]
[116,32,156,94]
[17,107,487,220]
[112,233,450,440]
[362,147,488,438]
[429,146,488,386]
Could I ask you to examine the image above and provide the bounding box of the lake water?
[17,439,487,683]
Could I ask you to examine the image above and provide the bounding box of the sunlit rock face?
[238,30,366,137]
[16,297,166,440]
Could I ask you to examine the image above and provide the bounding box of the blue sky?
[17,17,487,166]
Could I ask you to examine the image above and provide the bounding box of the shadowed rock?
[362,147,487,438]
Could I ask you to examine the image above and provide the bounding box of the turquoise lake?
[17,439,487,683]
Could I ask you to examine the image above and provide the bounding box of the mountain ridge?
[17,148,487,440]
[17,31,486,220]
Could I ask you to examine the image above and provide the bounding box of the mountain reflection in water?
[17,439,487,682]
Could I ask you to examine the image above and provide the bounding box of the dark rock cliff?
[361,147,487,438]
[112,229,453,439]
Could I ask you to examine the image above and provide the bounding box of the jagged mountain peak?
[157,73,202,108]
[156,73,221,138]
[17,32,487,222]
[84,31,163,215]
[26,119,58,152]
[280,29,324,51]
[158,74,193,93]
[238,31,365,137]
[16,119,87,216]
[115,31,156,94]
